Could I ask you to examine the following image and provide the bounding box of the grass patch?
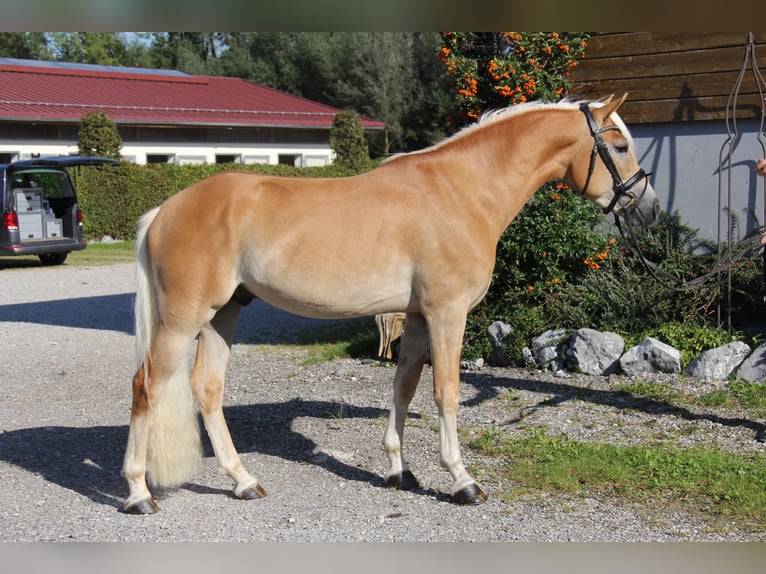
[699,382,766,416]
[68,241,136,266]
[470,426,766,529]
[292,318,379,365]
[615,380,679,403]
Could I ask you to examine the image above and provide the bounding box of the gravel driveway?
[1,260,765,543]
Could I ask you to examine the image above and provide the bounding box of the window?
[146,154,174,164]
[278,154,301,167]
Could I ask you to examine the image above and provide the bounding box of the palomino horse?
[122,94,659,514]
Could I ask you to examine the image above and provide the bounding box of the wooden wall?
[569,32,766,124]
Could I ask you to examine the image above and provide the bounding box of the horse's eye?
[614,143,630,154]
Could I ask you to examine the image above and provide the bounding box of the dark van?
[1,156,118,265]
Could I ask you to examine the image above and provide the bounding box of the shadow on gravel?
[0,293,356,345]
[460,371,766,441]
[0,398,446,510]
[10,369,762,513]
[0,294,134,333]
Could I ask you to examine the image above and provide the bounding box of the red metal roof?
[0,59,385,129]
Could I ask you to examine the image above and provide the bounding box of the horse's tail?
[134,206,203,488]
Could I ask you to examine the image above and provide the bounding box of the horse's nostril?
[653,200,660,218]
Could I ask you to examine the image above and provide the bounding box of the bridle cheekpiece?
[578,102,650,215]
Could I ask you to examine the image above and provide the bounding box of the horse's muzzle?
[621,195,660,227]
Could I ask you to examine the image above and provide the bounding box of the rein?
[613,215,764,292]
[578,101,763,293]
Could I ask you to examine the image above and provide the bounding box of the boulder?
[685,341,751,382]
[487,320,514,366]
[735,343,766,383]
[620,337,681,376]
[530,328,569,372]
[566,328,625,375]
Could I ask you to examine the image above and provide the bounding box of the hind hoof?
[451,483,488,505]
[386,470,420,491]
[238,483,267,500]
[123,497,160,514]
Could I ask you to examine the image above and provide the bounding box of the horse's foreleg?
[191,301,266,501]
[428,308,488,505]
[383,312,429,490]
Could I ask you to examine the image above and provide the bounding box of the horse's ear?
[592,93,628,124]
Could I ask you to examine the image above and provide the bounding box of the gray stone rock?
[620,337,681,376]
[685,341,751,382]
[522,346,536,367]
[531,329,569,371]
[487,321,513,366]
[566,328,625,376]
[735,343,766,383]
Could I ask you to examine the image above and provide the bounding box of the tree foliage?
[0,32,51,59]
[77,111,122,159]
[329,110,370,171]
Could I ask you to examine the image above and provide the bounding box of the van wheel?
[39,252,68,266]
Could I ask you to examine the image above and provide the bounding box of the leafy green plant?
[636,323,739,368]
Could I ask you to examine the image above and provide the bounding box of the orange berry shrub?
[439,33,613,363]
[439,32,588,127]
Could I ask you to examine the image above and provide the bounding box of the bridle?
[578,102,763,293]
[578,102,651,215]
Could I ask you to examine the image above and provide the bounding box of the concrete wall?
[629,119,765,242]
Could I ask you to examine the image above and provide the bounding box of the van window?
[11,169,73,199]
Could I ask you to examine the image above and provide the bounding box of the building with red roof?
[0,58,384,165]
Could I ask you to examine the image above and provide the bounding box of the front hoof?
[123,497,160,514]
[386,470,420,491]
[237,483,267,500]
[451,483,488,505]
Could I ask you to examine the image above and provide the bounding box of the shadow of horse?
[3,370,763,511]
[0,293,135,334]
[460,370,766,440]
[0,291,361,345]
[0,398,445,511]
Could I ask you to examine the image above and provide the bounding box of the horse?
[121,94,660,514]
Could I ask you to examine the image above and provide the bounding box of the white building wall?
[0,141,335,167]
[629,119,765,242]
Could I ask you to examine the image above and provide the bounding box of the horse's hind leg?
[191,298,266,500]
[123,329,199,514]
[383,312,430,490]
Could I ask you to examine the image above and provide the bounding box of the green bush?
[464,198,765,365]
[329,109,372,172]
[78,111,122,159]
[463,183,609,362]
[72,161,363,240]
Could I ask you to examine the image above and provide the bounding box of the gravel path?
[1,260,765,542]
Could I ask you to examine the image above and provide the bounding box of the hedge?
[71,161,362,240]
